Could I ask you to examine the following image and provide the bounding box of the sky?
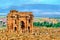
[0,0,60,8]
[0,0,60,17]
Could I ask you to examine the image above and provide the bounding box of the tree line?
[33,21,60,28]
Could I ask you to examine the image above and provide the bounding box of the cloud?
[19,9,60,15]
[19,9,43,12]
[0,9,60,16]
[0,0,60,8]
[39,12,60,15]
[0,13,7,15]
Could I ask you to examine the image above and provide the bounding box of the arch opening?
[20,21,25,30]
[14,27,17,31]
[29,19,31,23]
[28,26,30,32]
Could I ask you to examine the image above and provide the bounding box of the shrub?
[33,21,60,28]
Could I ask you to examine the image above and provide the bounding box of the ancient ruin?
[7,10,34,33]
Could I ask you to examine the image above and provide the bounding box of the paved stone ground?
[0,27,60,40]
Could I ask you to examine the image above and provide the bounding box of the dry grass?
[0,27,60,40]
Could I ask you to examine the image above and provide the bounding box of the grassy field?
[0,27,7,30]
[0,16,6,18]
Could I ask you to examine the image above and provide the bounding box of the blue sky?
[0,0,60,8]
[0,0,60,17]
[0,0,60,6]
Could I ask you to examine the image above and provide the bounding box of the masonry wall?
[7,10,33,33]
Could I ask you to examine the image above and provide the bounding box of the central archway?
[20,21,25,30]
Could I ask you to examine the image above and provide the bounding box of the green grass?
[0,26,6,30]
[34,26,60,28]
[0,16,6,18]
